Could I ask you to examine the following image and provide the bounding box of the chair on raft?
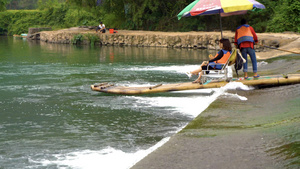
[201,48,237,83]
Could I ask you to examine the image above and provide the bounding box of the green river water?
[1,36,299,169]
[0,36,218,168]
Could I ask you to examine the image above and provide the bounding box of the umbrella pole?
[219,10,223,38]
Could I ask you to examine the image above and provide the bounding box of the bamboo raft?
[91,74,300,95]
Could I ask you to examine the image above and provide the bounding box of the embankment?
[29,27,300,59]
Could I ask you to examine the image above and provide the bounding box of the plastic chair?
[201,48,237,83]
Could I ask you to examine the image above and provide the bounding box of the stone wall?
[27,27,52,40]
[97,34,226,49]
[38,28,238,50]
[36,28,299,53]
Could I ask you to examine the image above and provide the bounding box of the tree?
[0,0,7,11]
[66,0,97,9]
[6,0,38,9]
[267,0,300,32]
[2,0,298,33]
[99,0,201,31]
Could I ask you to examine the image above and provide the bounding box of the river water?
[0,37,252,169]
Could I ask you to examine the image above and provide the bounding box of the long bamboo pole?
[258,44,300,54]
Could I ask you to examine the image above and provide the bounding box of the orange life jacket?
[213,50,231,64]
[236,24,254,45]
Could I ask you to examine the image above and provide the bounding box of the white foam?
[222,93,248,101]
[213,82,252,101]
[127,65,199,74]
[134,93,217,117]
[35,137,170,169]
[257,61,268,67]
[34,82,253,169]
[132,82,252,117]
[221,81,254,91]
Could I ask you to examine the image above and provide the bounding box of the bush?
[0,11,11,33]
[267,0,300,32]
[0,10,43,35]
[84,33,99,45]
[102,13,124,29]
[0,4,98,35]
[42,4,68,27]
[64,8,98,28]
[71,34,83,44]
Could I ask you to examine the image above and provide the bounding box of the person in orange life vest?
[235,19,259,79]
[187,38,232,83]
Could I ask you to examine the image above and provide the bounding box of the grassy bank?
[0,6,98,35]
[1,0,300,35]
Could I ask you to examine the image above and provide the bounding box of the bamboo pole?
[91,74,300,95]
[258,44,300,54]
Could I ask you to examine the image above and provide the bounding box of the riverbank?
[32,27,300,59]
[131,58,300,169]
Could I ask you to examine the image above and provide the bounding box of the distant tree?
[5,0,65,9]
[6,0,38,9]
[3,0,297,33]
[267,0,300,32]
[66,0,97,9]
[0,0,7,11]
[99,0,196,31]
[38,0,64,9]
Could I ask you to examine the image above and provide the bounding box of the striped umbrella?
[177,0,265,37]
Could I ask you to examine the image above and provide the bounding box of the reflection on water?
[33,39,212,64]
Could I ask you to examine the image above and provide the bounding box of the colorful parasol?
[177,0,265,37]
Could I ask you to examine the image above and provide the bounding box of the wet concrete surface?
[132,57,300,169]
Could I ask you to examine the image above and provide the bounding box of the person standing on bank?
[235,18,259,79]
[96,22,106,33]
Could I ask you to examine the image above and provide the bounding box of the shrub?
[64,8,98,28]
[42,4,68,27]
[84,33,99,45]
[0,10,43,35]
[0,4,98,35]
[267,0,300,32]
[72,34,83,44]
